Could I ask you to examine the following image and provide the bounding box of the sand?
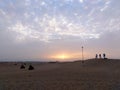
[0,59,120,90]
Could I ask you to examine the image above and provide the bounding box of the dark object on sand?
[20,64,25,69]
[28,65,34,70]
[82,60,84,63]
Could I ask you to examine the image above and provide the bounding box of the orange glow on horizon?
[50,52,83,61]
[48,52,89,61]
[55,54,69,60]
[51,54,70,60]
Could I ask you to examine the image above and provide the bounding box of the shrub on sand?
[20,64,25,69]
[28,65,34,70]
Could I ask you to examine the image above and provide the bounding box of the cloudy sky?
[0,0,120,61]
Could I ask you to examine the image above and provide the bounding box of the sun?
[57,54,68,60]
[51,54,70,60]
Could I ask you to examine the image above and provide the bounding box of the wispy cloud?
[0,0,120,60]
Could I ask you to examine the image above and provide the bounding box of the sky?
[0,0,120,61]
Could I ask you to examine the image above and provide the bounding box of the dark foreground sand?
[0,59,120,90]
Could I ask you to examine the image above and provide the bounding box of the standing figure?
[103,53,106,59]
[99,54,101,59]
[95,54,98,59]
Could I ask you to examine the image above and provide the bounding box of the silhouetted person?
[99,54,101,59]
[28,65,34,70]
[103,53,106,59]
[95,54,98,59]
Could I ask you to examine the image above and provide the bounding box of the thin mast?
[82,46,84,60]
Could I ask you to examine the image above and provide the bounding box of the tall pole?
[82,46,84,60]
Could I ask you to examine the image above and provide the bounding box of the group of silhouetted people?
[95,53,107,59]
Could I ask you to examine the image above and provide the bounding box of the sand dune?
[0,59,120,90]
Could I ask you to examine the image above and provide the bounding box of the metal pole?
[82,46,84,60]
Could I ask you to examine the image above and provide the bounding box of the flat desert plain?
[0,59,120,90]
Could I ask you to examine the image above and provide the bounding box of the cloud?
[79,0,84,3]
[0,0,120,60]
[7,14,101,43]
[1,0,120,43]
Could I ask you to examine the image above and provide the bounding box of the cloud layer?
[0,0,120,61]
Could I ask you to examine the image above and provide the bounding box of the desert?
[0,59,120,90]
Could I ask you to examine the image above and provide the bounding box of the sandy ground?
[0,59,120,90]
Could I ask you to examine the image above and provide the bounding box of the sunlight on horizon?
[49,52,88,61]
[50,53,70,60]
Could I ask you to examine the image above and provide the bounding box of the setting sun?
[50,52,82,61]
[56,54,69,60]
[50,53,71,60]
